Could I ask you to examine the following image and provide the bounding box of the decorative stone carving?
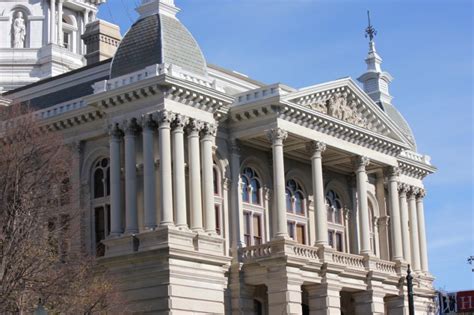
[306,141,327,155]
[12,11,26,48]
[172,114,188,130]
[308,91,370,130]
[352,156,370,171]
[417,189,426,199]
[155,110,174,126]
[397,183,410,195]
[108,123,124,138]
[186,119,203,134]
[266,128,288,144]
[140,114,157,130]
[201,123,217,137]
[384,166,400,178]
[123,118,140,136]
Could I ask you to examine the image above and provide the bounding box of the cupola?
[109,0,208,79]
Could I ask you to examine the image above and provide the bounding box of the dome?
[110,12,207,79]
[382,102,417,150]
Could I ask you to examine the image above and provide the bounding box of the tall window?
[286,179,308,244]
[241,167,265,246]
[62,16,75,52]
[213,163,224,236]
[92,158,110,257]
[368,201,378,256]
[326,189,345,252]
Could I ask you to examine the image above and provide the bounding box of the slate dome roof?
[382,102,417,150]
[110,13,208,79]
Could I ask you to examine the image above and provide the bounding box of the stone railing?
[240,244,272,261]
[400,150,432,165]
[234,83,289,106]
[375,260,398,274]
[331,251,365,269]
[292,243,319,261]
[93,63,220,94]
[34,99,86,120]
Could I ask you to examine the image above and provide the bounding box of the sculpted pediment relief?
[308,91,371,131]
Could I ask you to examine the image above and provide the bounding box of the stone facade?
[0,0,437,314]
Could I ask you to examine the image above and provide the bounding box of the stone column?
[157,111,174,226]
[124,118,140,234]
[417,190,429,273]
[229,140,244,254]
[50,0,56,44]
[307,284,341,315]
[109,124,123,236]
[58,0,64,46]
[386,166,404,261]
[266,267,302,315]
[354,156,371,255]
[399,183,411,263]
[353,290,385,315]
[267,128,288,239]
[307,141,328,246]
[187,120,203,232]
[172,115,188,229]
[141,115,157,230]
[201,123,217,235]
[408,188,421,272]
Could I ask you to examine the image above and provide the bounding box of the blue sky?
[99,0,473,291]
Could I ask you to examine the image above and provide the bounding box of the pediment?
[283,78,412,146]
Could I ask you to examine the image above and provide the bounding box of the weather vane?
[365,10,377,41]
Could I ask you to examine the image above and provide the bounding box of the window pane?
[241,177,249,203]
[253,215,262,245]
[286,189,292,212]
[327,207,333,223]
[288,222,295,240]
[94,168,104,198]
[296,225,305,244]
[106,167,110,196]
[251,179,260,205]
[336,232,343,252]
[295,192,304,215]
[243,212,251,246]
[328,231,334,248]
[335,208,342,224]
[213,168,219,195]
[95,207,105,257]
[215,205,221,235]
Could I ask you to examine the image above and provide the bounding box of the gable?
[283,78,412,146]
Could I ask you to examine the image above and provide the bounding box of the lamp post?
[407,265,415,315]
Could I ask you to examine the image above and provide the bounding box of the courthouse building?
[0,0,437,314]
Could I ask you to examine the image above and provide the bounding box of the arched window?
[241,167,261,205]
[326,189,346,252]
[241,167,265,247]
[62,15,77,52]
[286,179,308,245]
[92,157,110,257]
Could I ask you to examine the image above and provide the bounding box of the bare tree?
[0,106,122,314]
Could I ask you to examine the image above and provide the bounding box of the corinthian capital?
[408,186,420,199]
[266,128,288,144]
[186,119,203,134]
[108,123,123,138]
[384,166,400,178]
[417,189,427,199]
[140,114,157,130]
[155,110,175,125]
[306,141,327,155]
[123,118,140,136]
[172,114,188,130]
[201,123,217,137]
[397,183,410,195]
[352,156,370,171]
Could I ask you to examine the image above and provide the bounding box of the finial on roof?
[365,11,377,42]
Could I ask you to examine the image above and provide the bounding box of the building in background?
[0,0,438,313]
[438,290,474,315]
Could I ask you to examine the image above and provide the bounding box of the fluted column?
[50,0,56,44]
[267,128,288,239]
[408,188,421,272]
[306,141,328,246]
[202,123,217,235]
[124,118,140,234]
[58,0,64,46]
[354,156,371,255]
[157,111,174,226]
[142,115,157,230]
[172,115,188,229]
[230,140,244,253]
[399,183,411,263]
[109,123,123,236]
[187,120,203,232]
[417,190,429,273]
[386,166,403,261]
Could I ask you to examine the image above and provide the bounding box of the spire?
[357,11,393,107]
[136,0,180,19]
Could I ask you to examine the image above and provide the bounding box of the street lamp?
[407,265,415,315]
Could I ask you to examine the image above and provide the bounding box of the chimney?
[82,19,122,65]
